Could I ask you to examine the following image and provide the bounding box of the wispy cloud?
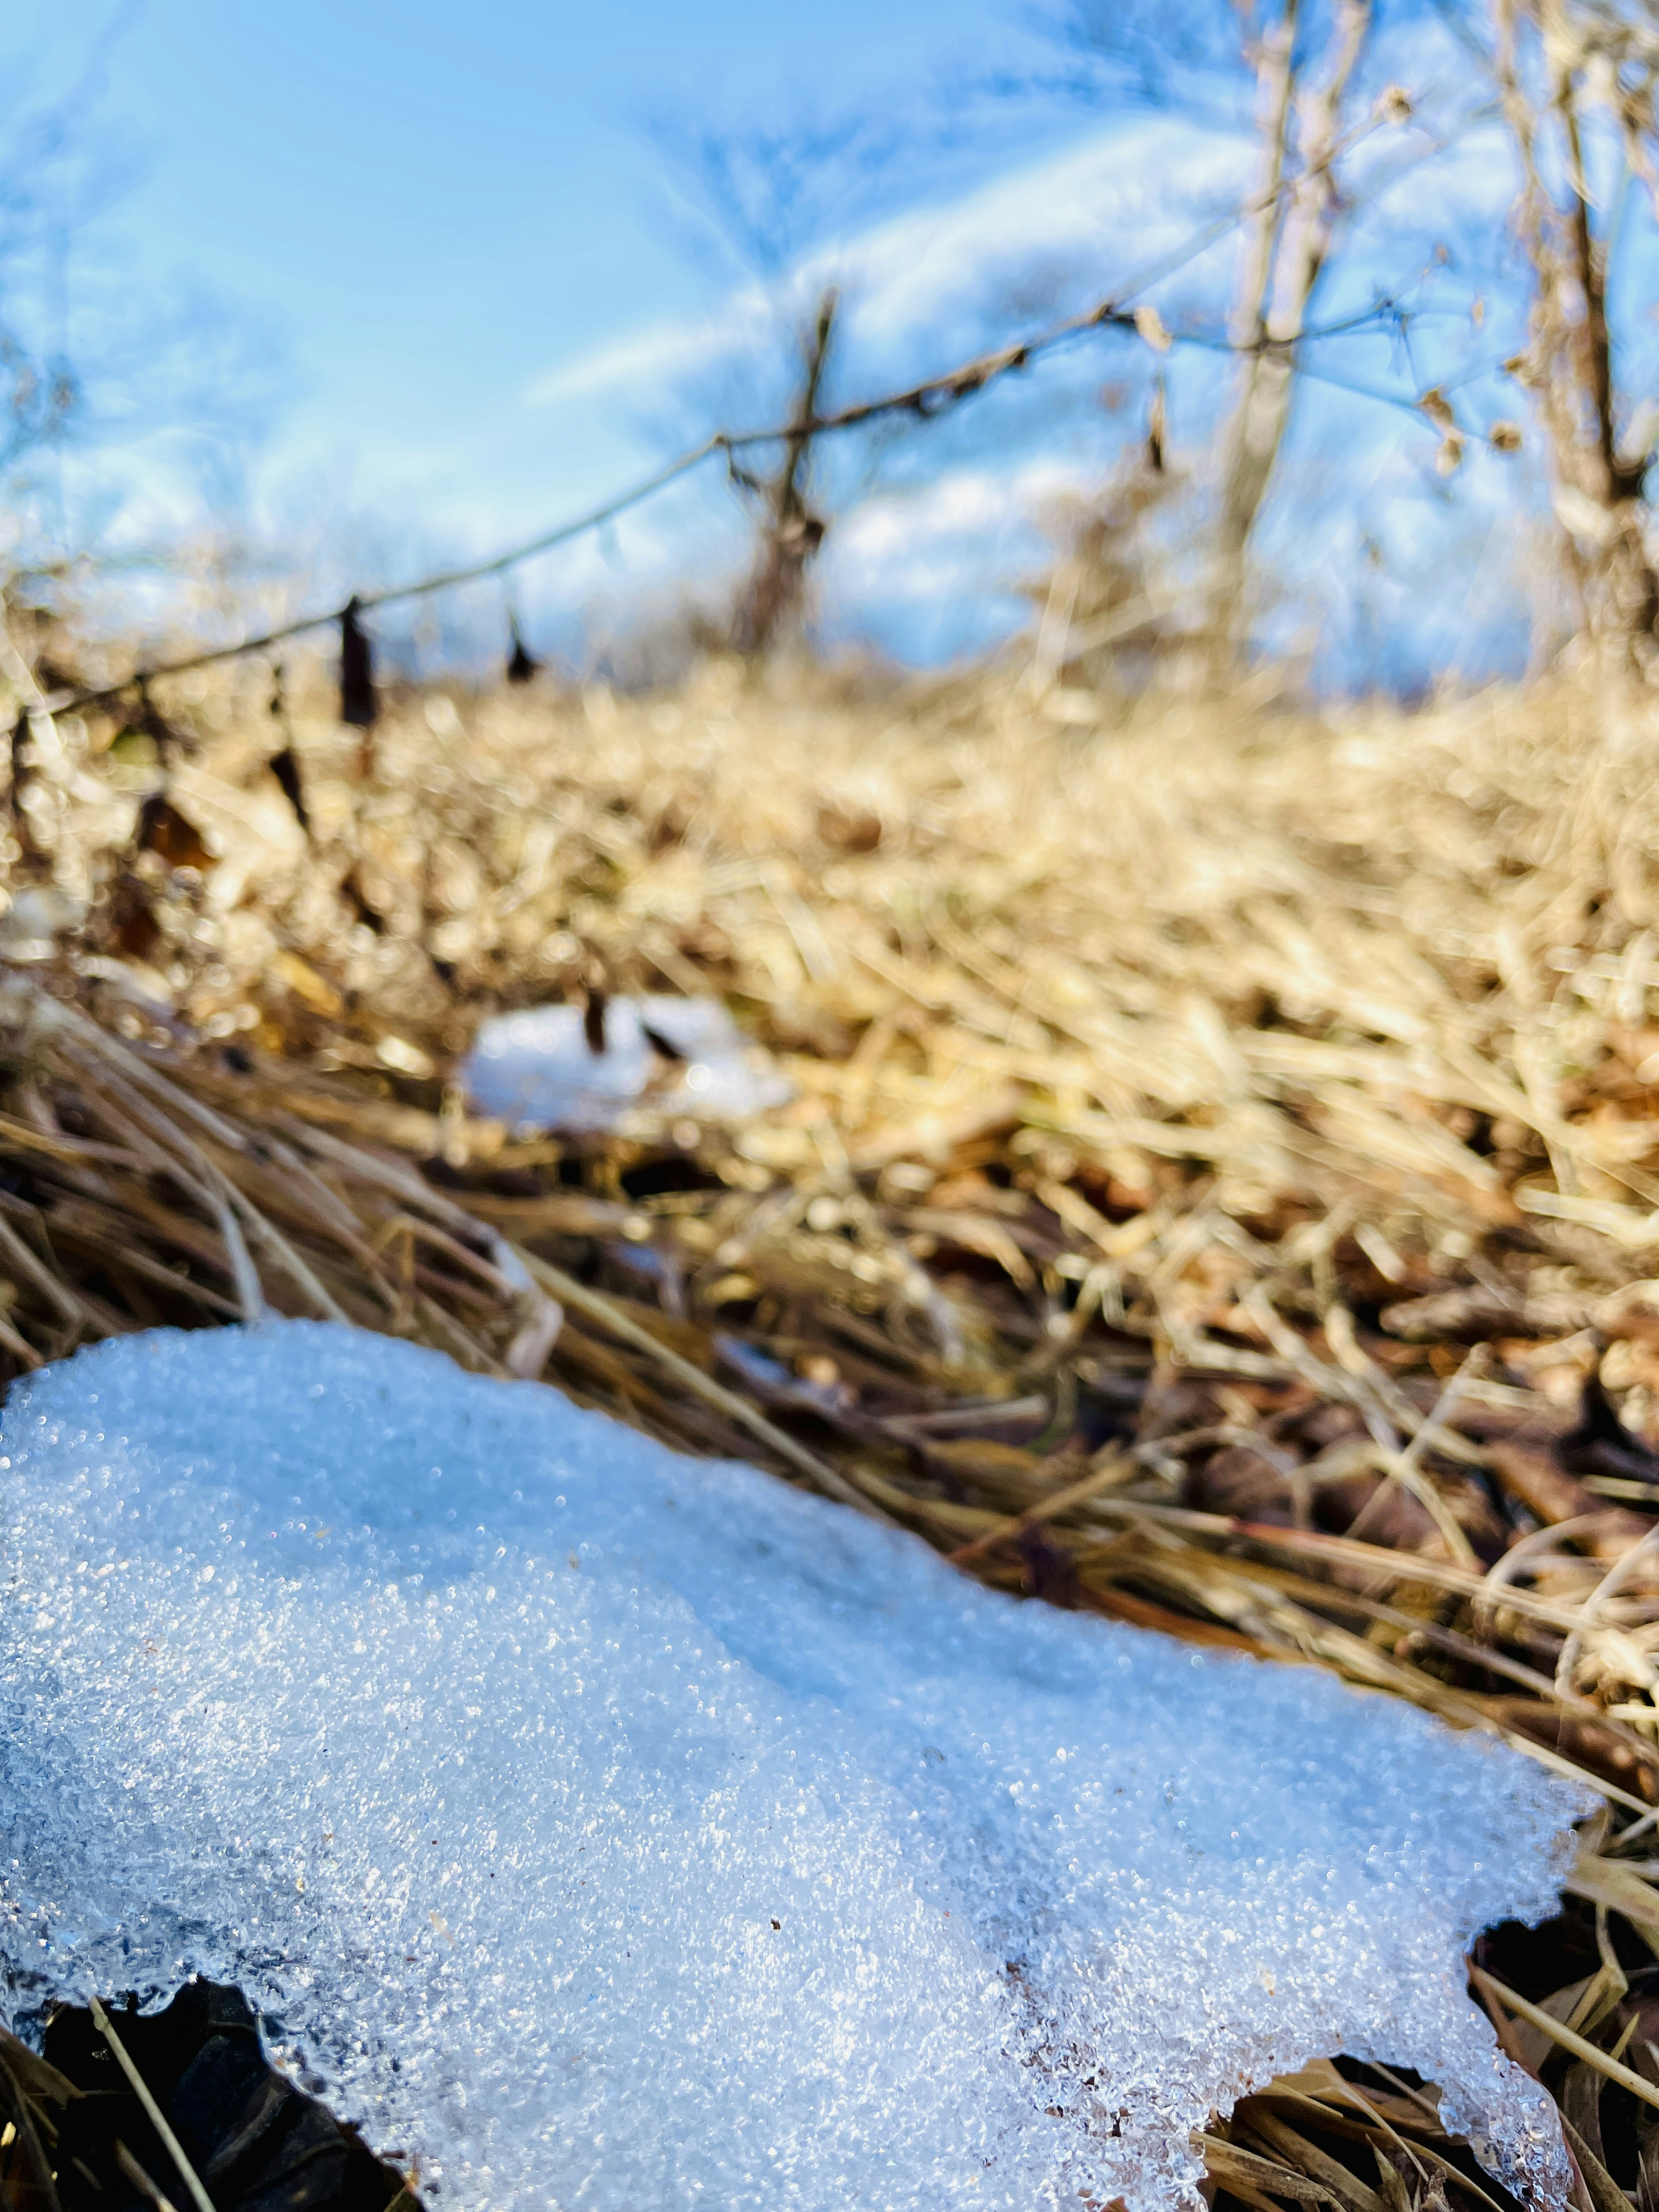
[524,308,760,408]
[830,121,1248,362]
[523,115,1252,419]
[829,457,1074,585]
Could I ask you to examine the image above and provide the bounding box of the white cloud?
[832,120,1248,359]
[830,457,1075,579]
[522,115,1253,420]
[525,302,768,410]
[812,457,1091,674]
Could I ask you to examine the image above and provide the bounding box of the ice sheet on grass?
[0,1322,1583,2212]
[461,995,792,1133]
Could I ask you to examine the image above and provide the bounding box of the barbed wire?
[38,86,1491,718]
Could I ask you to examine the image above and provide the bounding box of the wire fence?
[32,84,1504,724]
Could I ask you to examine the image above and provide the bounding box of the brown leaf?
[136,794,213,873]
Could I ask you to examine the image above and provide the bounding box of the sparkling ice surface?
[461,995,792,1134]
[0,1323,1582,2211]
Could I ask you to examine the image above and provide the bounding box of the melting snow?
[0,1322,1582,2211]
[461,995,792,1133]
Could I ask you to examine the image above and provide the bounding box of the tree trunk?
[1209,0,1373,660]
[1559,72,1659,647]
[1494,0,1659,664]
[1208,0,1300,655]
[731,291,838,658]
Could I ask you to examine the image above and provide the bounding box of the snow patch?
[462,995,792,1134]
[0,1322,1581,2211]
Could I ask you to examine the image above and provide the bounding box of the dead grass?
[10,651,1659,2208]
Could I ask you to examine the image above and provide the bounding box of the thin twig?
[115,2139,182,2212]
[89,1997,216,2212]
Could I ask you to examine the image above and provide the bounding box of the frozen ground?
[461,995,793,1133]
[0,1323,1583,2212]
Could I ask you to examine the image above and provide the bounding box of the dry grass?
[11,651,1659,2208]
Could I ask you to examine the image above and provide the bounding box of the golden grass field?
[10,652,1659,2209]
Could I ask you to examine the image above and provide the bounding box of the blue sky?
[6,1,986,441]
[1,1,1631,685]
[7,1,1017,527]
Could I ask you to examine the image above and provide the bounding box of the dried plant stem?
[88,1999,215,2212]
[1471,1969,1659,2115]
[517,1248,879,1515]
